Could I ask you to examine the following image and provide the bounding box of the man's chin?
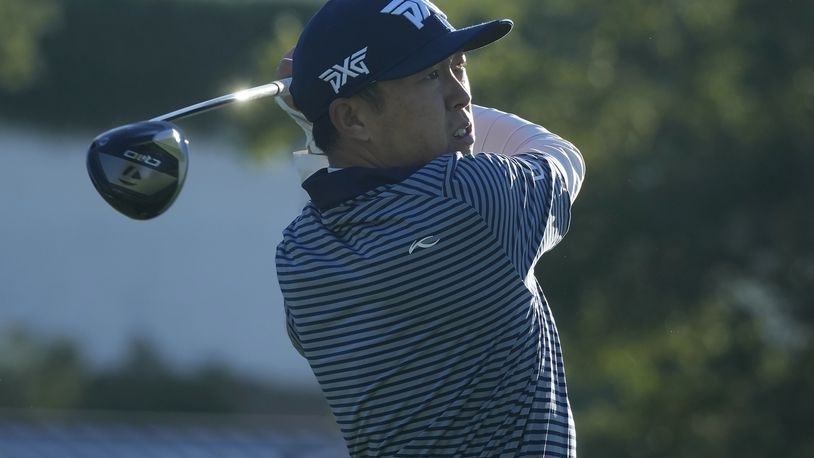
[449,136,475,154]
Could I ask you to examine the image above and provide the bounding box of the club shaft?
[151,78,291,122]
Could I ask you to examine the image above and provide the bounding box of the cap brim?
[377,19,513,81]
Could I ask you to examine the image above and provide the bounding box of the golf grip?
[151,77,292,122]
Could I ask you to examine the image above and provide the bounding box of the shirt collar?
[302,166,420,211]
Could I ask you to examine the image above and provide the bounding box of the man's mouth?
[453,123,472,139]
[450,122,475,151]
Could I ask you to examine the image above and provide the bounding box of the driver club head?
[86,120,189,220]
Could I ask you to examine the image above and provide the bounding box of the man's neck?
[327,142,381,169]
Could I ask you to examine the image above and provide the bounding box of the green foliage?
[0,0,61,91]
[0,0,314,135]
[565,301,814,456]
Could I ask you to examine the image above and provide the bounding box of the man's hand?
[274,47,325,156]
[276,48,297,111]
[275,47,329,180]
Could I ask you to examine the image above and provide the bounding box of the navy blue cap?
[290,0,513,122]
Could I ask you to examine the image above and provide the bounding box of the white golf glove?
[275,96,329,181]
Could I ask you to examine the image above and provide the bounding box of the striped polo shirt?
[276,107,583,457]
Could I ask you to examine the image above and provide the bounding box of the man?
[275,0,585,456]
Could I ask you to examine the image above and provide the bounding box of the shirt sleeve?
[284,302,306,358]
[443,107,585,276]
[472,104,585,202]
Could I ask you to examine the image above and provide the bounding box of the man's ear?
[328,98,370,142]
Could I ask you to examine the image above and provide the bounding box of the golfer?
[275,0,585,456]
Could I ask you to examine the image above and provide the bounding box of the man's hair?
[313,83,383,154]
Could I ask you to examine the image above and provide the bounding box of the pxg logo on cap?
[290,0,512,122]
[380,0,447,30]
[319,47,370,95]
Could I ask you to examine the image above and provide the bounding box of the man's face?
[359,52,474,168]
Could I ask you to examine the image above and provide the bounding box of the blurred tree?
[0,329,85,409]
[0,329,331,416]
[0,0,61,91]
[0,0,314,129]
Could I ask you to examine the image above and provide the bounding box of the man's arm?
[445,107,585,273]
[472,105,585,202]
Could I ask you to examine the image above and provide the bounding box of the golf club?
[86,78,291,220]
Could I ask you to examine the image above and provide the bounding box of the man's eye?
[426,70,440,80]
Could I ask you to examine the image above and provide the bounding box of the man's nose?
[446,74,471,110]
